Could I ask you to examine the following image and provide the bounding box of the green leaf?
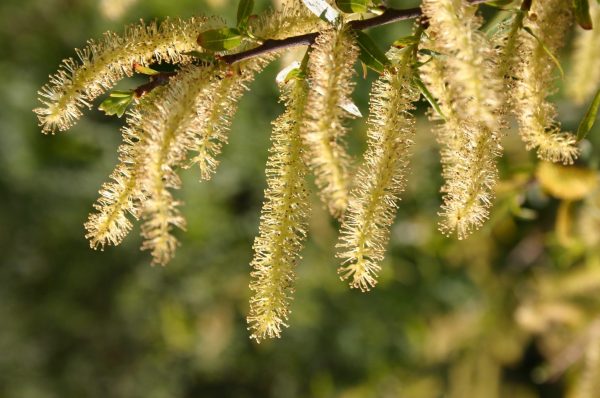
[355,31,390,74]
[523,27,564,79]
[301,0,340,24]
[577,89,600,141]
[197,28,243,52]
[392,35,420,48]
[236,0,254,30]
[574,0,593,30]
[335,0,369,14]
[133,63,159,76]
[99,90,134,117]
[413,75,446,121]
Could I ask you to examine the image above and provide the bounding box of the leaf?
[355,31,390,73]
[133,63,159,76]
[392,35,420,48]
[536,162,598,201]
[197,28,243,52]
[574,0,593,30]
[335,0,369,14]
[577,88,600,141]
[523,26,564,79]
[99,90,134,117]
[237,0,254,30]
[276,61,302,84]
[301,0,340,24]
[413,75,446,121]
[340,99,362,117]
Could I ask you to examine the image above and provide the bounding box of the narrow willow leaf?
[355,31,390,73]
[392,35,419,48]
[133,63,160,76]
[276,61,301,84]
[197,28,243,51]
[574,0,594,30]
[413,75,446,120]
[301,0,340,24]
[577,89,600,141]
[98,90,134,117]
[336,0,369,14]
[523,26,565,79]
[237,0,254,29]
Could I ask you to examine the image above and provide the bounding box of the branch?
[221,0,491,64]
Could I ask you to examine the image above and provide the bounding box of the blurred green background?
[1,0,600,397]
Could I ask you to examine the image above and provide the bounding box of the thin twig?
[221,0,492,64]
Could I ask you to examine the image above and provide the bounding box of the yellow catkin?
[301,27,358,219]
[185,72,252,180]
[511,0,578,164]
[567,2,600,105]
[84,101,151,249]
[249,0,325,40]
[421,0,504,239]
[422,0,502,130]
[336,52,419,291]
[247,76,311,343]
[34,16,222,134]
[138,59,272,265]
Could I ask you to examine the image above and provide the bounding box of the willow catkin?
[421,0,504,239]
[567,2,600,105]
[336,51,419,291]
[84,99,154,249]
[421,0,502,129]
[247,76,311,343]
[134,57,272,265]
[301,27,358,219]
[34,17,222,134]
[511,0,578,164]
[185,71,254,180]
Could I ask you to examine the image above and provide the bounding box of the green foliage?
[197,27,243,51]
[355,31,390,73]
[98,90,134,117]
[577,88,600,141]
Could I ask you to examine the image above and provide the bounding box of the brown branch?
[136,0,494,95]
[221,0,491,64]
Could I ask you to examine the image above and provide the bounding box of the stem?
[135,0,494,96]
[221,0,491,64]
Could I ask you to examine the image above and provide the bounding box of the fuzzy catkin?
[247,77,311,343]
[336,52,419,291]
[567,2,600,105]
[84,101,153,249]
[136,59,271,265]
[511,0,578,164]
[421,0,502,130]
[421,0,504,239]
[34,17,222,134]
[301,27,358,219]
[186,73,251,180]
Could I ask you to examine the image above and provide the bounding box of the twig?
[221,0,492,64]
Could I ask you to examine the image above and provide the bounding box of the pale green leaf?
[355,31,390,74]
[197,28,243,51]
[335,0,369,14]
[99,90,134,117]
[577,88,600,141]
